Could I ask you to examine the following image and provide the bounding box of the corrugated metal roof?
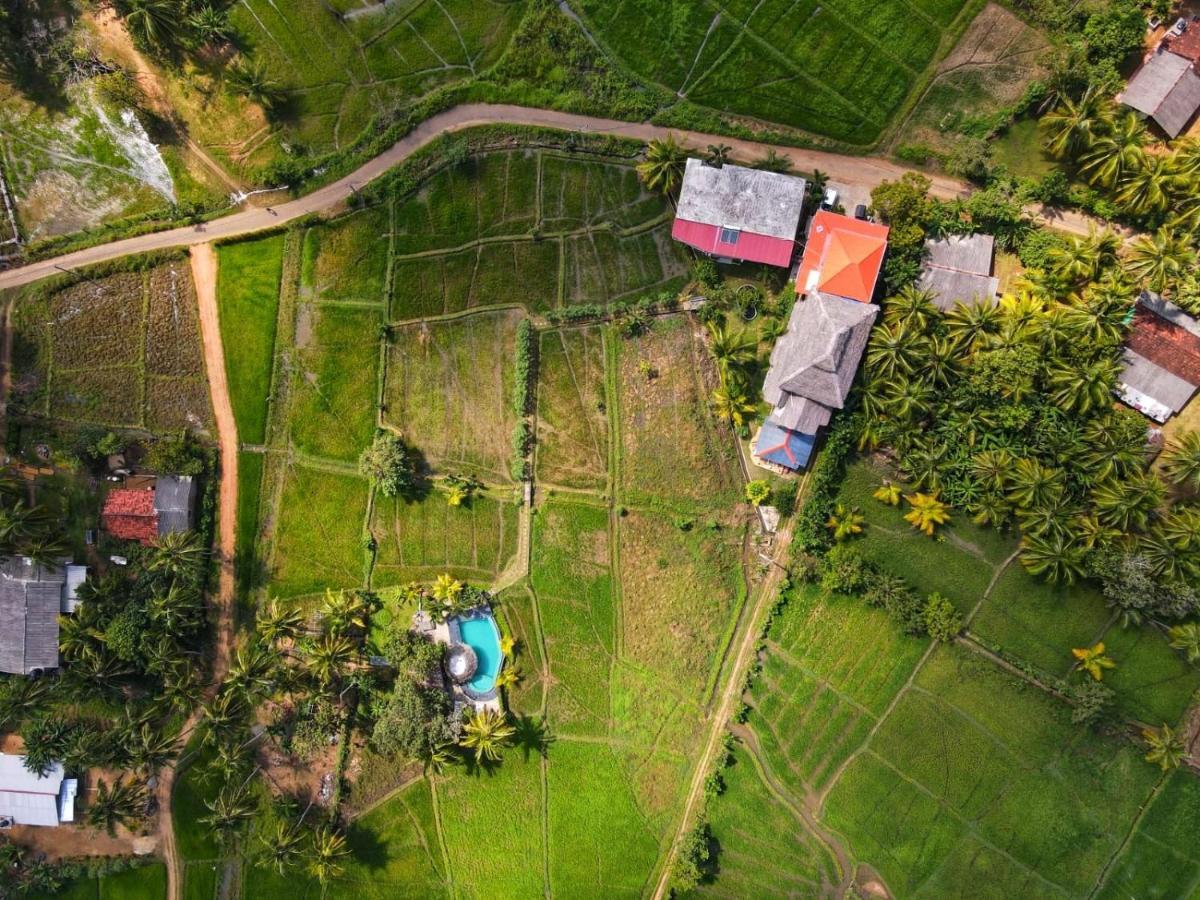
[671,219,796,267]
[154,476,196,535]
[1119,349,1198,414]
[0,560,66,675]
[924,234,995,275]
[675,158,806,240]
[918,267,999,311]
[1120,52,1200,136]
[0,754,63,827]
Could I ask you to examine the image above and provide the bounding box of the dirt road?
[0,104,1105,291]
[154,243,239,900]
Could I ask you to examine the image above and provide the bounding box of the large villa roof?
[1119,50,1200,137]
[918,234,999,310]
[796,211,889,304]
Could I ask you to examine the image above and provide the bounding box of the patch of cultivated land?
[535,326,610,492]
[573,0,980,144]
[9,257,213,433]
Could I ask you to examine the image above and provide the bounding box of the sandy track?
[154,243,238,900]
[0,104,1108,291]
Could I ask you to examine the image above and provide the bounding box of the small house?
[0,754,75,827]
[918,234,999,310]
[101,475,196,545]
[1117,292,1200,422]
[1118,48,1200,137]
[671,158,807,267]
[0,558,67,676]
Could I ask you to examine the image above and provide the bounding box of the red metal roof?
[796,211,889,304]
[1164,29,1200,63]
[671,219,797,268]
[101,489,158,545]
[1128,306,1200,385]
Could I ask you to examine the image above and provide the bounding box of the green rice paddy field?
[573,0,983,144]
[191,140,1200,900]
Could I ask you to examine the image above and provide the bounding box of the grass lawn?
[531,499,615,737]
[1096,622,1200,726]
[216,235,284,444]
[301,207,390,306]
[384,310,520,479]
[616,317,740,512]
[545,739,661,897]
[575,0,976,144]
[437,755,545,898]
[290,303,381,462]
[748,582,928,797]
[270,464,370,598]
[536,326,610,491]
[824,642,1159,897]
[697,745,841,897]
[992,117,1058,178]
[369,487,519,587]
[618,508,746,703]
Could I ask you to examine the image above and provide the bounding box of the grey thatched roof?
[1120,52,1200,136]
[676,158,806,239]
[1119,348,1198,414]
[154,475,196,535]
[768,393,833,433]
[763,292,877,416]
[0,558,66,675]
[918,234,999,311]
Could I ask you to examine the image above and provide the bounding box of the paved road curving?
[0,104,1104,291]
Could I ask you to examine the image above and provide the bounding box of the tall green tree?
[636,135,687,196]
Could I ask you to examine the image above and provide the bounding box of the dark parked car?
[853,204,869,220]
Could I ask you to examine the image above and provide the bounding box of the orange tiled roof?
[101,489,158,545]
[796,211,889,304]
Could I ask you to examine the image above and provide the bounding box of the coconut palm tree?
[1078,112,1147,188]
[309,826,350,884]
[710,385,756,430]
[944,299,1003,351]
[705,143,732,167]
[1046,357,1121,414]
[304,634,356,688]
[1164,431,1200,491]
[126,722,177,776]
[148,529,206,579]
[122,0,181,48]
[883,286,938,331]
[706,321,757,385]
[257,820,306,875]
[494,664,523,690]
[319,589,369,637]
[1126,227,1197,294]
[1080,419,1145,482]
[200,691,248,746]
[903,493,950,536]
[226,643,276,701]
[1022,531,1088,584]
[1168,623,1200,663]
[1007,458,1065,510]
[257,598,307,647]
[753,148,791,173]
[88,777,149,834]
[147,583,202,633]
[866,322,923,380]
[969,450,1012,492]
[460,709,516,764]
[188,4,231,46]
[1041,87,1108,159]
[825,504,865,542]
[228,58,287,112]
[1143,723,1187,771]
[873,482,902,506]
[1093,473,1165,532]
[1117,153,1181,216]
[636,135,687,196]
[968,492,1012,528]
[1072,642,1116,680]
[202,782,257,846]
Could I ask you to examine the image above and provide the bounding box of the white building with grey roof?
[0,754,75,827]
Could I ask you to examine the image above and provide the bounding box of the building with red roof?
[671,158,807,268]
[796,211,889,304]
[1118,292,1200,422]
[100,476,197,545]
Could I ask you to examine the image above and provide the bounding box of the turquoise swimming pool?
[455,613,502,694]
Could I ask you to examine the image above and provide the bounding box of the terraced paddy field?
[572,0,985,144]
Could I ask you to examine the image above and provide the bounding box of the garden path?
[0,104,1108,291]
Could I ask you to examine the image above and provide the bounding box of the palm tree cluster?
[706,320,760,433]
[1042,90,1200,300]
[0,476,65,565]
[857,276,1200,588]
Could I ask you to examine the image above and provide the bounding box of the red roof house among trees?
[101,489,158,544]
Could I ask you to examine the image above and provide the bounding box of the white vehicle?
[821,186,838,210]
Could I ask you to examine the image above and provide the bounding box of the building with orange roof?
[795,211,889,304]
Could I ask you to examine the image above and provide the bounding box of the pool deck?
[413,607,502,714]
